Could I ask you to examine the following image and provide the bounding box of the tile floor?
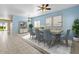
[0,31,41,54]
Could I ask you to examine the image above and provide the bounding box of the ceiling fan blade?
[38,8,44,11]
[46,4,49,7]
[46,8,51,10]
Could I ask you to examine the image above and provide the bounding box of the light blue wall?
[12,16,27,33]
[31,5,79,37]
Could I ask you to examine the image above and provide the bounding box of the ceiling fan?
[38,4,51,11]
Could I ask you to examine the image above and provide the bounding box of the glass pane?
[53,16,62,26]
[46,17,52,26]
[34,20,40,28]
[0,22,7,31]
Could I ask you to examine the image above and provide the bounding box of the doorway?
[0,20,12,32]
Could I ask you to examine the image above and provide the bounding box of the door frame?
[0,20,12,32]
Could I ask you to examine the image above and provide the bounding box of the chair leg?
[44,40,46,47]
[65,39,68,46]
[47,40,52,48]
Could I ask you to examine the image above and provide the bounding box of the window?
[46,17,52,26]
[53,16,62,26]
[34,20,40,28]
[46,16,63,30]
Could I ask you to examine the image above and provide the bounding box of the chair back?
[35,29,42,40]
[65,29,70,39]
[35,29,40,35]
[43,29,53,40]
[29,29,35,35]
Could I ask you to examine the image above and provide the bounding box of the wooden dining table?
[50,30,63,44]
[38,28,63,45]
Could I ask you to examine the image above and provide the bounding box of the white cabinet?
[18,21,28,33]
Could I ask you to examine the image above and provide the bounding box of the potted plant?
[28,23,33,32]
[29,24,33,29]
[72,19,79,41]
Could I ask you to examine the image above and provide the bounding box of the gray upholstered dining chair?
[35,28,43,43]
[29,29,35,39]
[43,29,55,48]
[61,29,70,46]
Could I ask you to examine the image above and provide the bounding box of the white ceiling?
[0,4,78,18]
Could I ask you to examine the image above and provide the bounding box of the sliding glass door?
[0,22,7,31]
